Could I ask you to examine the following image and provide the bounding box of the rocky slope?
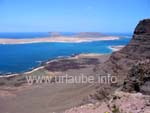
[123,59,150,94]
[65,91,150,113]
[65,19,150,112]
[96,19,150,85]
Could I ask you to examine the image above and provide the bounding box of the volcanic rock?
[96,19,150,86]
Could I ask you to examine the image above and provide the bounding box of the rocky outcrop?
[120,19,150,59]
[134,19,150,35]
[96,19,150,84]
[123,59,150,94]
[65,91,150,113]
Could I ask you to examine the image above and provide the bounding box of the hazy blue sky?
[0,0,149,33]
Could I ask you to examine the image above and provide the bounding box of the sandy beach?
[0,36,120,44]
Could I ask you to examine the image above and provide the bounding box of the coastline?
[108,45,125,52]
[0,44,124,78]
[0,53,105,78]
[0,36,120,44]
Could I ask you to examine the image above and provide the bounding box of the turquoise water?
[0,32,131,75]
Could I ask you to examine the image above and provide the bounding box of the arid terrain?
[0,19,150,113]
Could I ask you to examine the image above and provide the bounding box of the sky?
[0,0,149,33]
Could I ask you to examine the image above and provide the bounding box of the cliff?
[94,19,150,94]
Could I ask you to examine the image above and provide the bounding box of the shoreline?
[108,45,125,52]
[0,36,120,44]
[0,53,105,78]
[0,44,124,78]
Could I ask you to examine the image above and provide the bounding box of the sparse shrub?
[112,104,120,113]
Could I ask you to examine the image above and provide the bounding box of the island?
[0,33,120,44]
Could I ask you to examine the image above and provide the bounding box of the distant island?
[0,32,120,44]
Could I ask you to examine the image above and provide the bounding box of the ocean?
[0,32,132,75]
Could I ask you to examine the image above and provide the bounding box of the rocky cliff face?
[123,59,150,94]
[120,19,150,59]
[96,19,150,86]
